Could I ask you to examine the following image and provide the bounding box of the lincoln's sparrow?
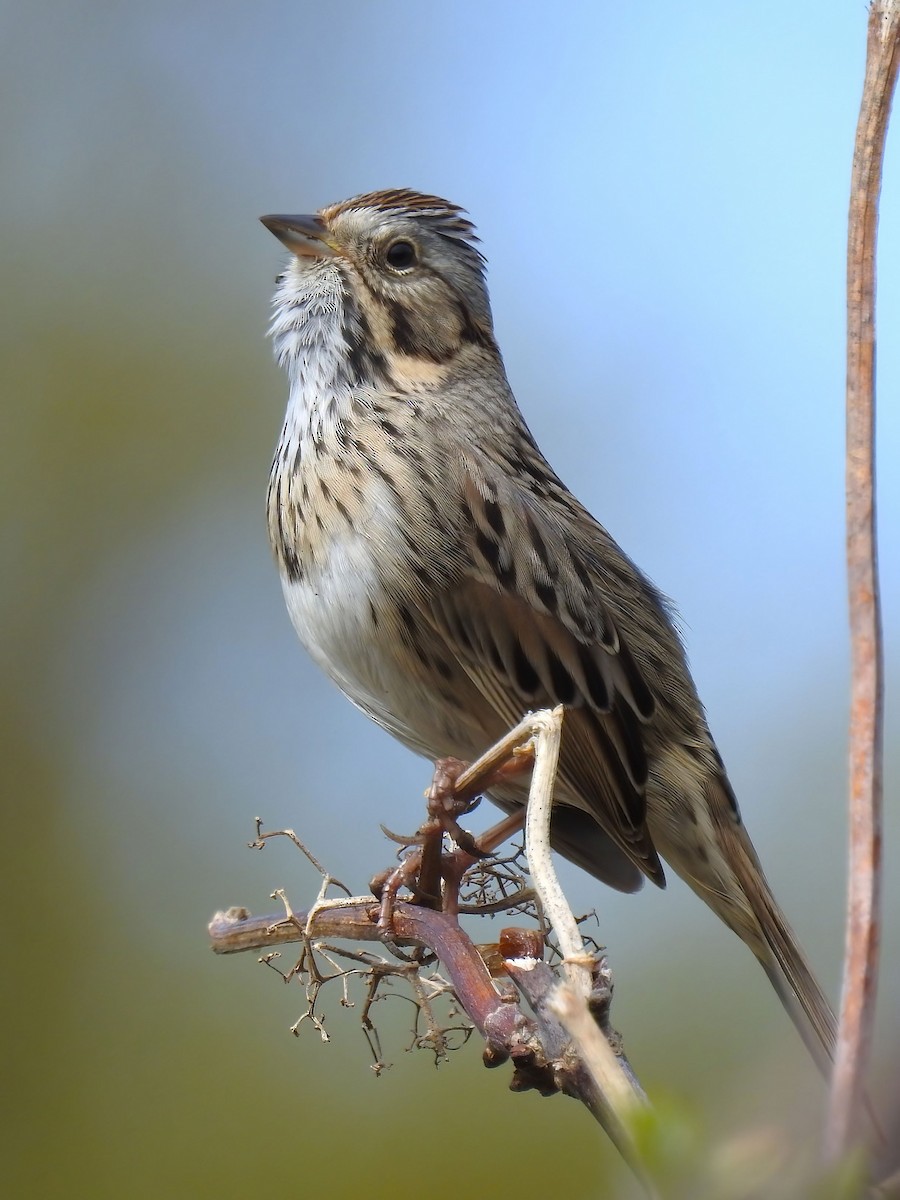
[261,189,834,1071]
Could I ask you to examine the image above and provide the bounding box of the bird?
[260,188,835,1074]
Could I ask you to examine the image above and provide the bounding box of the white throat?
[269,260,355,454]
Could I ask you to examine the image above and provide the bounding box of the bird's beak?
[260,213,339,259]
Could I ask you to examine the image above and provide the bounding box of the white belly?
[280,524,454,758]
[282,524,388,712]
[282,518,501,767]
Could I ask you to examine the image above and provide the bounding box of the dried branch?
[210,708,651,1190]
[521,707,649,1148]
[523,708,593,998]
[827,0,898,1161]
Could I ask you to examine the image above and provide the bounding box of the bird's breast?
[278,523,465,759]
[269,444,431,741]
[280,515,385,701]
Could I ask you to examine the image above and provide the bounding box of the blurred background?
[3,2,899,1196]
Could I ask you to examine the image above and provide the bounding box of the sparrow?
[261,189,835,1073]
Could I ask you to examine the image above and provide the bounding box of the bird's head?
[262,189,497,387]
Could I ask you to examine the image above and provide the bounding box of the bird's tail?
[750,878,837,1077]
[703,777,837,1076]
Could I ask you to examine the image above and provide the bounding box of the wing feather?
[418,454,669,890]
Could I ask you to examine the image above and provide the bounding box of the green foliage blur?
[3,4,897,1198]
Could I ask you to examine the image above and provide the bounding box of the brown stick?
[211,710,650,1185]
[826,0,899,1161]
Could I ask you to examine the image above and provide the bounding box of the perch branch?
[210,708,650,1187]
[524,707,592,998]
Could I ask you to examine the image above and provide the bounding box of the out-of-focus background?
[4,3,898,1196]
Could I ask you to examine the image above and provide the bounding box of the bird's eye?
[384,240,417,271]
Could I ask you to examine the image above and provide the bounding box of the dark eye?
[384,240,417,271]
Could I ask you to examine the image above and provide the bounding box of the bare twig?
[523,707,593,998]
[210,708,650,1188]
[501,932,653,1192]
[549,983,654,1193]
[827,0,898,1161]
[522,708,647,1140]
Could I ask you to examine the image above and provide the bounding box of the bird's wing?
[421,461,666,888]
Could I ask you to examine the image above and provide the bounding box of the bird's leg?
[474,809,527,856]
[373,752,534,936]
[372,757,482,936]
[440,809,527,917]
[424,756,486,856]
[426,751,534,855]
[372,855,422,937]
[434,749,533,912]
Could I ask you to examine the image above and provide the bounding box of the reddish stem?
[827,0,898,1160]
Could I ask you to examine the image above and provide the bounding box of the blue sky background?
[4,3,899,1195]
